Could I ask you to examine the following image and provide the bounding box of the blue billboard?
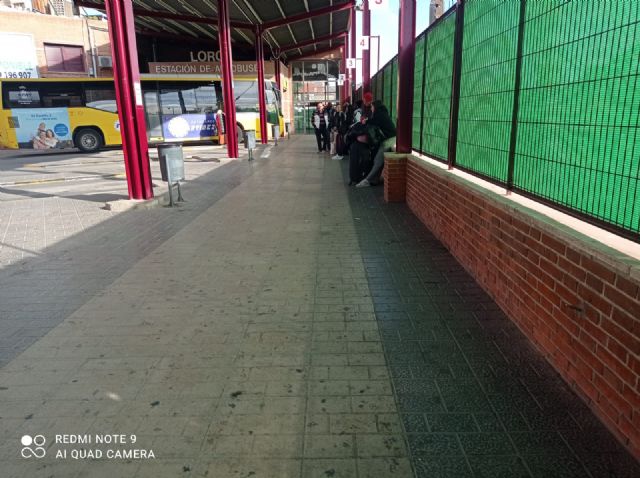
[161,113,218,141]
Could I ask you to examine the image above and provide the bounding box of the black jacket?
[368,103,396,139]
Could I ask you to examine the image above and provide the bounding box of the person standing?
[331,104,347,160]
[311,103,330,153]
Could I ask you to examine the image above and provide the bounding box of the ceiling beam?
[279,32,347,53]
[77,1,254,29]
[262,1,354,31]
[285,43,344,62]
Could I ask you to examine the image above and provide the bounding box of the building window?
[44,44,85,73]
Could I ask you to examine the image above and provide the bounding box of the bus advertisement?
[0,76,283,152]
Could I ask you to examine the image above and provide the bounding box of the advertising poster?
[161,113,218,141]
[12,108,74,149]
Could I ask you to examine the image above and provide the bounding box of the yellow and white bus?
[0,76,283,152]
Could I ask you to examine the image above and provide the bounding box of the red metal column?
[218,0,239,158]
[362,0,371,92]
[104,0,153,200]
[396,0,416,153]
[339,44,344,102]
[255,26,268,144]
[274,58,281,91]
[350,7,356,98]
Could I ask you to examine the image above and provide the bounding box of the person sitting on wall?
[356,100,397,187]
[362,91,374,118]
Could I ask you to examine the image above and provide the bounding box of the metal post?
[395,0,416,154]
[104,0,153,199]
[350,6,356,98]
[256,26,268,144]
[217,0,239,158]
[362,0,371,92]
[340,44,346,102]
[447,0,465,169]
[274,57,281,91]
[506,0,527,191]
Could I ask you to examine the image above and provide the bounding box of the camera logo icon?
[21,435,46,459]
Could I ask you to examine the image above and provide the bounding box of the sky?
[353,0,456,85]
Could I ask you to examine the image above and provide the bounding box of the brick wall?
[384,155,640,459]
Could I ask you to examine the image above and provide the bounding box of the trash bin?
[157,143,184,183]
[157,143,185,206]
[244,130,256,160]
[243,130,256,149]
[285,122,290,138]
[271,124,280,139]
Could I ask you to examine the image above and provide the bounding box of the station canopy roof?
[76,0,353,62]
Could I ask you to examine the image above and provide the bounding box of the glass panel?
[143,90,162,139]
[233,81,259,113]
[3,84,42,108]
[84,83,117,112]
[40,82,83,107]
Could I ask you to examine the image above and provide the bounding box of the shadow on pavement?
[0,158,255,367]
[341,163,640,478]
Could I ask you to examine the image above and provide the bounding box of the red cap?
[363,92,373,103]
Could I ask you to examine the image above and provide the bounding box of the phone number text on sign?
[2,71,33,78]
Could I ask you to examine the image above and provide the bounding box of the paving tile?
[413,455,473,478]
[425,413,479,433]
[458,432,515,455]
[300,458,357,478]
[356,434,407,457]
[357,457,413,478]
[407,433,461,456]
[303,434,355,458]
[467,455,531,478]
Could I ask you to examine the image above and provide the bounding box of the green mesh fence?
[391,58,398,123]
[377,71,384,103]
[421,10,456,161]
[513,0,640,233]
[383,62,393,115]
[413,34,426,149]
[455,0,520,182]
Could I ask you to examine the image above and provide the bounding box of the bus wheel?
[75,128,103,153]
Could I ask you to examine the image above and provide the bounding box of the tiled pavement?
[0,136,638,477]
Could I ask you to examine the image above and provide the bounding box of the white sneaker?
[331,155,343,160]
[356,179,370,188]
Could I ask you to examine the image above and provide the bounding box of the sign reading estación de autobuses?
[148,62,275,76]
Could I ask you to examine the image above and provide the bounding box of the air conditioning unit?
[98,56,113,68]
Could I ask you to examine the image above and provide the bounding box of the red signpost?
[350,7,356,99]
[362,0,371,93]
[255,26,268,144]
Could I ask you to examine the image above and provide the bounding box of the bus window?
[233,81,259,113]
[2,83,42,108]
[84,83,117,113]
[181,85,219,114]
[40,82,82,108]
[265,87,278,125]
[159,89,182,115]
